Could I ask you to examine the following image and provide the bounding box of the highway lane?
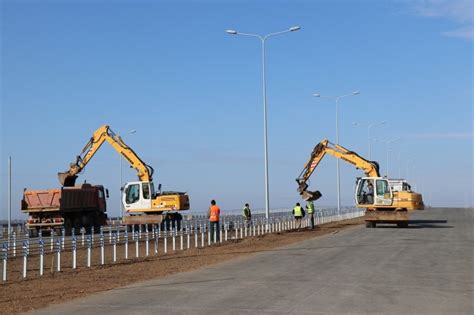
[31,208,473,314]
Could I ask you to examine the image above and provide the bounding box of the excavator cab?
[123,181,154,212]
[355,177,393,207]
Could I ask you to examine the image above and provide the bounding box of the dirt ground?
[0,218,363,314]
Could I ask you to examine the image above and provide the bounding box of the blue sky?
[1,0,472,219]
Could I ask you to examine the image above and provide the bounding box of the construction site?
[1,1,473,314]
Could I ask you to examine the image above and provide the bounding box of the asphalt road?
[32,208,473,315]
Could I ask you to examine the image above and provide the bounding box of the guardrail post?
[112,232,117,263]
[187,225,190,249]
[91,226,95,245]
[194,225,198,248]
[109,225,112,244]
[72,235,77,269]
[56,238,61,272]
[87,235,92,268]
[135,231,139,258]
[180,228,183,250]
[2,242,7,282]
[124,229,129,259]
[81,227,85,247]
[12,232,16,257]
[39,238,44,275]
[155,226,159,255]
[145,227,149,257]
[164,230,168,254]
[100,233,105,265]
[22,240,28,278]
[61,228,65,250]
[201,224,205,248]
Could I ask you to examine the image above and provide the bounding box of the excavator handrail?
[58,125,154,187]
[296,139,380,201]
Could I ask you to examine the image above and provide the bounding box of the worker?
[208,200,221,242]
[292,202,304,230]
[243,203,252,228]
[306,200,315,229]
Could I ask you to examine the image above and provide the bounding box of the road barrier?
[1,208,364,283]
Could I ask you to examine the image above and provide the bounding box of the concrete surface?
[31,208,473,315]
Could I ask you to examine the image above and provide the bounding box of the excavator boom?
[58,125,153,186]
[296,139,380,200]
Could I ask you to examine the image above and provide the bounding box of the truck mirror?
[158,184,162,193]
[106,189,110,198]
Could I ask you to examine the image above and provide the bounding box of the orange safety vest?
[209,205,220,222]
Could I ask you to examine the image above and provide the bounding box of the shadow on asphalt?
[376,219,452,229]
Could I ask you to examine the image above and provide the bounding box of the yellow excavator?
[58,125,190,225]
[296,139,424,228]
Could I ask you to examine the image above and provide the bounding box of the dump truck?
[21,183,108,236]
[296,139,424,228]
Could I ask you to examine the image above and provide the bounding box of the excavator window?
[142,183,150,199]
[126,184,140,204]
[376,180,390,197]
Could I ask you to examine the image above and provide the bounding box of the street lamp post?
[119,129,136,218]
[313,91,359,219]
[226,26,301,224]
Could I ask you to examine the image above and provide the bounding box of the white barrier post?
[154,226,159,255]
[193,225,197,248]
[2,242,7,282]
[225,223,228,241]
[81,227,85,247]
[112,232,117,263]
[145,228,149,257]
[61,228,65,250]
[135,231,139,258]
[109,225,112,244]
[39,238,45,275]
[124,230,129,259]
[91,226,95,245]
[180,229,183,250]
[172,229,176,251]
[100,234,105,265]
[240,223,243,239]
[187,227,190,249]
[12,232,16,257]
[201,225,205,248]
[164,231,168,254]
[56,238,61,272]
[72,235,77,269]
[87,235,92,268]
[220,224,223,243]
[22,240,28,278]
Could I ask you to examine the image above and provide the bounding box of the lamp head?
[226,30,238,35]
[289,26,301,32]
[353,90,360,95]
[313,93,321,97]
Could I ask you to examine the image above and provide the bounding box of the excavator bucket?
[58,172,77,187]
[301,190,322,201]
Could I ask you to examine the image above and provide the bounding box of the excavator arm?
[58,125,154,187]
[296,139,380,201]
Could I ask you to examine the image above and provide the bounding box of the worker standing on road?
[243,203,252,228]
[208,200,221,242]
[293,202,304,230]
[306,200,315,230]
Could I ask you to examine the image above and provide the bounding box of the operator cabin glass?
[126,184,140,204]
[142,183,150,199]
[375,180,390,197]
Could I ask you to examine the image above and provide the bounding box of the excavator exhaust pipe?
[58,172,77,187]
[301,190,322,202]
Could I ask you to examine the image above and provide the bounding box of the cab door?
[122,181,152,212]
[374,179,393,206]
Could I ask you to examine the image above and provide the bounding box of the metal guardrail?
[1,207,364,282]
